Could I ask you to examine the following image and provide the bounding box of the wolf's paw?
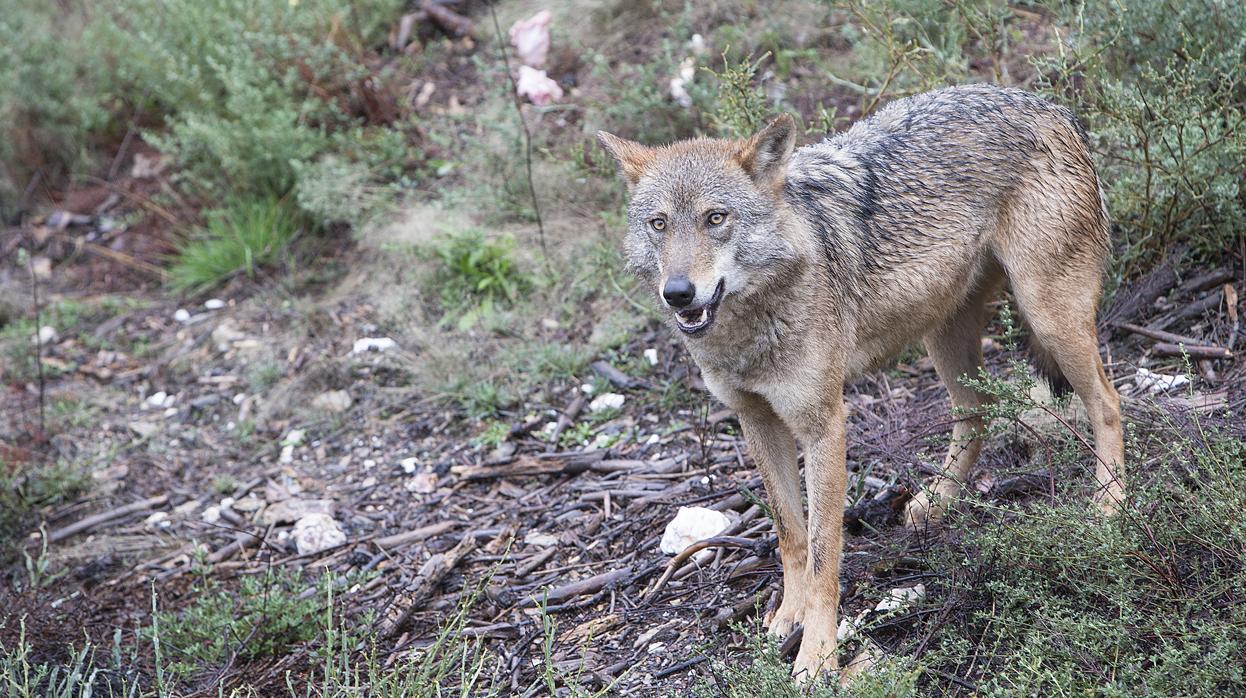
[903,491,944,531]
[791,628,838,685]
[764,593,805,639]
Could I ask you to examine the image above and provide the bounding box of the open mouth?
[674,280,725,336]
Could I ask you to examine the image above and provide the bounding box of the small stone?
[174,308,191,323]
[201,506,221,523]
[406,471,437,493]
[589,393,625,412]
[204,298,226,310]
[644,348,659,366]
[211,320,247,352]
[232,495,264,512]
[400,457,419,474]
[312,390,352,413]
[129,421,159,438]
[351,337,397,354]
[659,506,731,555]
[541,317,560,330]
[292,513,345,555]
[524,531,559,547]
[281,429,306,447]
[279,445,295,464]
[35,326,58,345]
[260,498,335,526]
[144,511,170,529]
[30,256,52,278]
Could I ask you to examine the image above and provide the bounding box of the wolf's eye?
[650,218,666,232]
[706,211,726,226]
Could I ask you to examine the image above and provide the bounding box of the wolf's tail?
[1025,335,1073,399]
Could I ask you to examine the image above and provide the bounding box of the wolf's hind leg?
[905,278,999,530]
[1010,281,1126,513]
[734,393,808,638]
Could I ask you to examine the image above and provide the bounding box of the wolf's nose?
[663,278,696,308]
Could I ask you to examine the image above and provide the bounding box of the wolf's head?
[597,115,801,338]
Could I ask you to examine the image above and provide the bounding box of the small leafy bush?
[96,0,414,202]
[918,420,1246,696]
[169,197,306,292]
[152,568,320,680]
[1036,0,1246,282]
[0,1,116,217]
[427,229,532,328]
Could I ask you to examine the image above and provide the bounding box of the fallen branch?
[419,0,473,36]
[48,494,169,543]
[375,519,458,549]
[379,535,477,639]
[452,450,604,481]
[1152,342,1233,360]
[1113,322,1203,346]
[644,536,763,601]
[535,565,634,606]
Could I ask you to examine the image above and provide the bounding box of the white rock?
[211,320,247,352]
[173,500,201,516]
[282,428,305,446]
[144,511,170,529]
[508,10,552,67]
[173,308,191,323]
[279,444,295,464]
[144,391,169,409]
[201,506,221,523]
[580,383,596,395]
[837,613,863,643]
[204,298,226,310]
[874,583,926,613]
[312,390,352,413]
[515,65,563,106]
[36,326,58,345]
[1134,367,1190,394]
[219,497,236,509]
[260,498,335,526]
[292,513,346,555]
[129,421,159,438]
[659,506,731,555]
[406,471,438,493]
[524,531,559,547]
[644,348,659,366]
[645,433,661,446]
[400,457,419,474]
[352,337,398,354]
[589,393,625,412]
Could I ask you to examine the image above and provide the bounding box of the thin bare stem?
[487,1,549,266]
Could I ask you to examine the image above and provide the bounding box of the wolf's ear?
[597,131,656,187]
[736,113,796,185]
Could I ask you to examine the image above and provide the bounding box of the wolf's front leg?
[791,396,848,681]
[734,394,808,639]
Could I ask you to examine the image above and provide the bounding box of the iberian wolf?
[598,84,1125,679]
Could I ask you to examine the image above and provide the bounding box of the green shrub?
[152,568,321,681]
[96,0,413,200]
[427,229,532,328]
[0,1,116,217]
[169,197,307,292]
[1036,0,1246,282]
[917,420,1246,696]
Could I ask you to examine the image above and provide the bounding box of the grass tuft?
[169,197,305,293]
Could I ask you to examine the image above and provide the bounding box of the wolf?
[597,84,1125,679]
